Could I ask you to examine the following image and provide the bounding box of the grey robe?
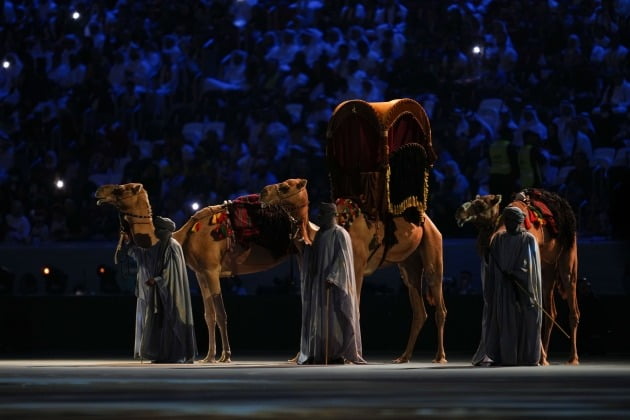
[129,238,197,363]
[472,229,543,366]
[297,224,365,364]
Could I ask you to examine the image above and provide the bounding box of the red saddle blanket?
[230,194,262,243]
[524,199,559,237]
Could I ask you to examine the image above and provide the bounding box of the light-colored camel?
[454,190,580,365]
[260,191,447,364]
[95,179,313,363]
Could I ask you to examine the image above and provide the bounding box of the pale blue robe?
[129,237,197,363]
[473,229,543,366]
[297,224,365,364]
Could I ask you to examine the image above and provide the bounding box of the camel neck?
[126,216,158,248]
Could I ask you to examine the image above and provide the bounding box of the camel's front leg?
[212,292,232,362]
[196,273,218,363]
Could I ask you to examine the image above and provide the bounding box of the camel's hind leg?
[212,292,232,362]
[395,258,427,364]
[560,246,580,365]
[418,217,447,364]
[196,268,232,363]
[539,261,558,366]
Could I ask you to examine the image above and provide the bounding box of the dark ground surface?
[1,351,629,419]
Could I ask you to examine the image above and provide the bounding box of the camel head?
[95,183,156,248]
[259,178,315,245]
[95,183,151,215]
[260,178,309,209]
[455,194,502,228]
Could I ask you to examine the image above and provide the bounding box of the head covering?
[503,206,525,233]
[317,202,338,231]
[154,216,176,241]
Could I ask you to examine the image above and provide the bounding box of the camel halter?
[116,188,153,223]
[113,190,153,263]
[262,184,309,242]
[266,184,309,210]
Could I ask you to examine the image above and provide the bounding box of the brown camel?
[95,179,313,363]
[260,191,447,364]
[454,190,580,365]
[320,98,447,364]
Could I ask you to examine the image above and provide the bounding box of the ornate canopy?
[326,98,436,219]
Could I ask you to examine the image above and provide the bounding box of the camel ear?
[475,194,480,199]
[494,194,502,205]
[131,184,143,194]
[298,179,307,189]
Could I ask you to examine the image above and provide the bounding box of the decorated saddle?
[518,189,560,237]
[196,194,295,259]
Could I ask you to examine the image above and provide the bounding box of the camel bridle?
[115,188,153,223]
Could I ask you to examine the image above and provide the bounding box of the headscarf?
[503,206,525,234]
[317,202,338,231]
[154,216,176,242]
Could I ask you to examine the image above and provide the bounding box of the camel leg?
[561,250,580,365]
[392,258,427,364]
[539,266,556,366]
[196,271,218,363]
[212,293,232,363]
[418,217,447,364]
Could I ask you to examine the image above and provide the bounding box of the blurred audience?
[0,0,629,246]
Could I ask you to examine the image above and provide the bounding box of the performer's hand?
[145,278,156,286]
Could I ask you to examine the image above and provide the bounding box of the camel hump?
[519,188,577,248]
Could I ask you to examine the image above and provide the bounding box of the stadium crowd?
[1,0,629,246]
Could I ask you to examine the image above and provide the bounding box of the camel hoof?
[392,356,410,364]
[200,357,218,364]
[566,359,579,366]
[432,357,448,364]
[539,359,550,366]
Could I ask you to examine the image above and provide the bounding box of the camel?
[454,189,580,365]
[261,189,447,364]
[95,179,313,363]
[319,98,447,364]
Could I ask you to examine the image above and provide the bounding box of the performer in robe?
[473,206,543,366]
[126,216,197,363]
[297,203,366,365]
